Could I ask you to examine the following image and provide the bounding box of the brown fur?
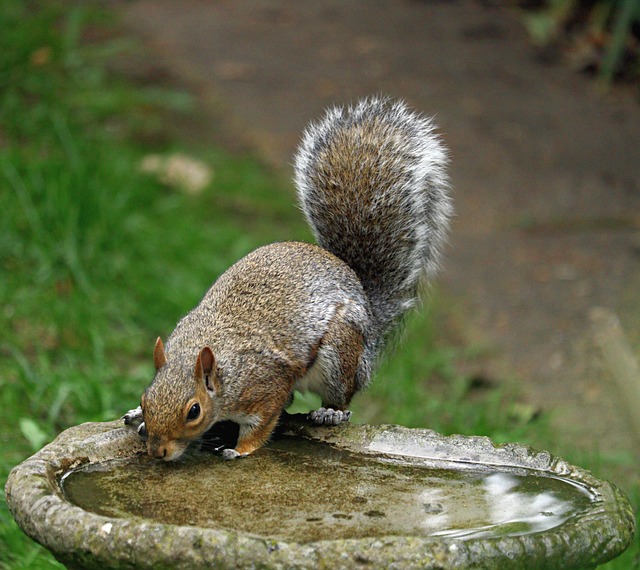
[133,97,451,460]
[140,243,371,459]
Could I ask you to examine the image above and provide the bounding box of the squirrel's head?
[140,337,221,461]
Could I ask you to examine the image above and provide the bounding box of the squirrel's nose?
[147,441,167,459]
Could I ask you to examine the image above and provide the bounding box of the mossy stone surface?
[5,417,636,569]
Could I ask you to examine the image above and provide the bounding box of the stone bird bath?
[5,415,636,569]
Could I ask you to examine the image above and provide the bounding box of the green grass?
[0,3,299,567]
[0,2,637,569]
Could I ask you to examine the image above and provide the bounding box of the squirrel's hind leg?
[305,313,368,426]
[308,407,351,426]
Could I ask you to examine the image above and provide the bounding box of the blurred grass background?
[0,1,637,568]
[523,0,640,86]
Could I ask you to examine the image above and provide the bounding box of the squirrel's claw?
[136,422,147,440]
[308,407,351,426]
[123,406,143,428]
[221,448,247,461]
[122,406,148,442]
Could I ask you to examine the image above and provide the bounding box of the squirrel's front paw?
[308,407,351,426]
[123,406,143,428]
[221,448,247,461]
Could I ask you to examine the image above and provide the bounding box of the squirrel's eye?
[187,402,200,421]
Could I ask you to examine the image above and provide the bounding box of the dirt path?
[112,0,640,466]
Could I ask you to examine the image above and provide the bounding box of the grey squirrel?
[124,96,452,460]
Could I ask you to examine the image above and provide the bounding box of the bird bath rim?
[5,417,636,570]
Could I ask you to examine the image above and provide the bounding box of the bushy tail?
[294,96,452,346]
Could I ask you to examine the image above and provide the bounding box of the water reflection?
[431,472,589,539]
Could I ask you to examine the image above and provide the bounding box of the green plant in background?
[523,0,640,85]
[0,3,295,567]
[600,0,640,83]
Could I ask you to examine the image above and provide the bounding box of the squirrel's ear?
[153,337,167,370]
[195,346,220,395]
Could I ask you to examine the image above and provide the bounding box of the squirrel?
[123,96,452,461]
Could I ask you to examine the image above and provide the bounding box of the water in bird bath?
[61,436,595,542]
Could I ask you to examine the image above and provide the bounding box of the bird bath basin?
[5,416,635,569]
